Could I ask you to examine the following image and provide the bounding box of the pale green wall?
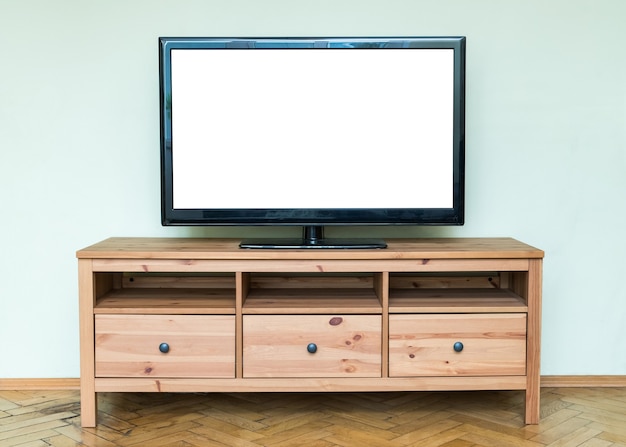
[1,0,625,378]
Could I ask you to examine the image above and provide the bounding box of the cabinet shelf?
[243,288,381,314]
[94,288,235,314]
[389,288,527,313]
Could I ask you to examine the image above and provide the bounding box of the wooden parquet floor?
[1,388,625,447]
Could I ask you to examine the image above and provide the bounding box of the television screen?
[159,37,466,248]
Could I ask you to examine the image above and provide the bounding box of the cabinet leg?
[80,383,97,427]
[525,258,542,425]
[78,259,97,427]
[525,383,540,424]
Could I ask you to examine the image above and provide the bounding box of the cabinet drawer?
[243,315,381,378]
[95,315,235,378]
[389,314,526,377]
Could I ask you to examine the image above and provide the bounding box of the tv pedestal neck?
[77,237,543,427]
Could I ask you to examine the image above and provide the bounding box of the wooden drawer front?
[389,314,526,377]
[95,315,235,378]
[243,315,381,378]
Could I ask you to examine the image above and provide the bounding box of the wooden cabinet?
[77,237,543,427]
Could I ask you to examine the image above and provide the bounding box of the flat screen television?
[159,36,466,249]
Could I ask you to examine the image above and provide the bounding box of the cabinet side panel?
[377,272,390,378]
[236,272,248,378]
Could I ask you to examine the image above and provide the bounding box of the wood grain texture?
[92,376,528,393]
[389,288,528,313]
[94,288,236,314]
[95,315,235,378]
[389,314,527,377]
[77,237,544,260]
[243,315,382,378]
[243,288,382,314]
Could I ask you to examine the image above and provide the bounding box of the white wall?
[1,0,624,378]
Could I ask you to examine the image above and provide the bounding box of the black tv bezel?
[159,36,466,232]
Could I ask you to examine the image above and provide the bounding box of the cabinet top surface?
[76,237,543,260]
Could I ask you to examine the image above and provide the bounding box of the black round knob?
[307,343,318,354]
[453,341,464,352]
[159,342,170,353]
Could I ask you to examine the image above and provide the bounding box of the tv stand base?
[240,225,387,249]
[240,237,387,249]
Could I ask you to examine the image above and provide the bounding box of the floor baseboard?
[0,378,80,390]
[1,376,625,391]
[541,375,626,387]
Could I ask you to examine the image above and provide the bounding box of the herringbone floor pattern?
[1,388,625,446]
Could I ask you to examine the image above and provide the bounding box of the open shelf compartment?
[242,273,383,314]
[388,272,528,313]
[94,272,236,314]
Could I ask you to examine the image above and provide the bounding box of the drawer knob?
[307,343,318,354]
[453,341,464,352]
[159,342,170,354]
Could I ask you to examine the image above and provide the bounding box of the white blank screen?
[171,48,454,209]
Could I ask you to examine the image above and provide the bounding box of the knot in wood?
[329,317,343,326]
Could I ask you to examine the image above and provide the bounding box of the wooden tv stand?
[77,237,543,427]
